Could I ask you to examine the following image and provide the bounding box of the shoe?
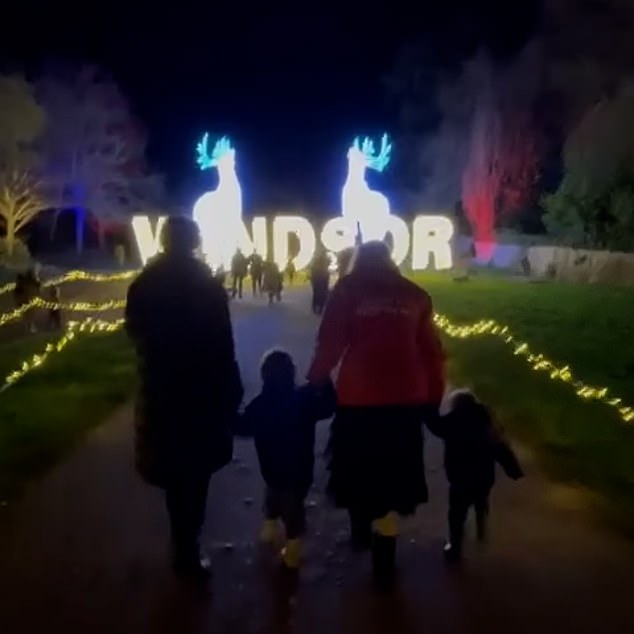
[172,554,212,582]
[371,534,396,590]
[260,519,278,544]
[281,538,301,570]
[443,542,462,564]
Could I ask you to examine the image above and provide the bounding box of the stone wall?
[527,246,634,286]
[455,236,634,286]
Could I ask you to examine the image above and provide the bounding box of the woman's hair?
[261,348,296,388]
[160,216,201,254]
[349,240,397,274]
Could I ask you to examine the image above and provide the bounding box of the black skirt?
[326,405,431,519]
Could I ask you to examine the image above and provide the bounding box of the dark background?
[0,1,540,211]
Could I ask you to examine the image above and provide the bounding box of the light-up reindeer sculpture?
[192,133,243,270]
[342,134,393,243]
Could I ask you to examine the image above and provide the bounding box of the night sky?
[1,1,540,211]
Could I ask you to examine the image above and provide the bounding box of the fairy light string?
[0,269,138,297]
[0,318,124,392]
[0,298,127,328]
[0,296,630,424]
[433,314,633,424]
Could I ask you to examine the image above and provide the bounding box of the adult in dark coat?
[125,216,243,579]
[248,251,264,296]
[231,249,249,299]
[309,250,330,315]
[336,247,355,280]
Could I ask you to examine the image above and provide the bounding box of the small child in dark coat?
[238,349,336,569]
[430,389,524,562]
[47,285,62,330]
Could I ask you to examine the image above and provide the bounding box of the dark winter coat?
[428,399,523,492]
[231,252,248,277]
[262,262,283,294]
[238,382,336,493]
[249,253,264,277]
[125,252,243,488]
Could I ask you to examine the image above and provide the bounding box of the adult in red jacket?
[307,240,445,585]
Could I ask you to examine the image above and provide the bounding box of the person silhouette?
[126,216,243,581]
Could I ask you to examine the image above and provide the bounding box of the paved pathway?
[0,288,633,634]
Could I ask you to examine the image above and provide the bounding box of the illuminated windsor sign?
[131,133,455,270]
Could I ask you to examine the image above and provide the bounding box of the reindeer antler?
[211,136,234,163]
[366,134,392,172]
[196,133,214,170]
[196,134,235,170]
[352,134,392,172]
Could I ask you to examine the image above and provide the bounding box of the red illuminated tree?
[461,51,540,254]
[461,68,500,249]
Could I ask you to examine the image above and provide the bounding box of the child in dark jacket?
[239,349,336,569]
[429,389,524,562]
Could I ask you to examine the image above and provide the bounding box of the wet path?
[0,288,633,633]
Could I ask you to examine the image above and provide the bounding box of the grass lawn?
[0,330,135,502]
[414,272,634,535]
[0,272,633,538]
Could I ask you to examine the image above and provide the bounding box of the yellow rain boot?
[371,512,398,588]
[372,511,398,537]
[260,519,278,544]
[281,538,301,570]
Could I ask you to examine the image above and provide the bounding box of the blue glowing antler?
[211,136,233,163]
[368,134,392,172]
[196,133,214,170]
[196,134,234,171]
[354,133,392,172]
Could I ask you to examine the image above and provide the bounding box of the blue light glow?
[352,133,392,172]
[196,133,235,171]
[341,133,393,242]
[193,133,243,269]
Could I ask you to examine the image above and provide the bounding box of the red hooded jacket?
[307,268,445,407]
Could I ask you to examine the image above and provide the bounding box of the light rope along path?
[433,315,633,423]
[0,269,138,297]
[0,298,127,328]
[0,318,125,393]
[0,306,630,423]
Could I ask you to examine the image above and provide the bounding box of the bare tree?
[0,75,46,256]
[37,65,151,252]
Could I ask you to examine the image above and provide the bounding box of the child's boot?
[281,538,301,570]
[371,512,398,589]
[443,541,463,563]
[260,519,278,544]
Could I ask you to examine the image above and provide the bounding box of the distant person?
[307,241,445,588]
[427,389,523,562]
[336,247,355,281]
[13,267,42,333]
[249,251,264,296]
[47,285,62,330]
[215,265,227,287]
[309,250,330,315]
[231,249,248,299]
[125,216,243,581]
[263,260,283,305]
[237,350,335,569]
[285,259,296,286]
